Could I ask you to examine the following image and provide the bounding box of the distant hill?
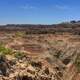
[0,21,80,35]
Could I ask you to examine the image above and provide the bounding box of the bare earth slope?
[0,23,80,80]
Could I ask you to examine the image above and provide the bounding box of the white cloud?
[21,5,36,10]
[55,5,69,10]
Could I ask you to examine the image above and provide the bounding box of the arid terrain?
[0,22,80,80]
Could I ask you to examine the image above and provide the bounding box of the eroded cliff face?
[0,31,79,80]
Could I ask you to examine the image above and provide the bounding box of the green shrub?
[54,50,62,58]
[14,51,25,59]
[15,32,25,37]
[0,45,13,55]
[75,55,80,72]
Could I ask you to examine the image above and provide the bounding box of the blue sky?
[0,0,80,24]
